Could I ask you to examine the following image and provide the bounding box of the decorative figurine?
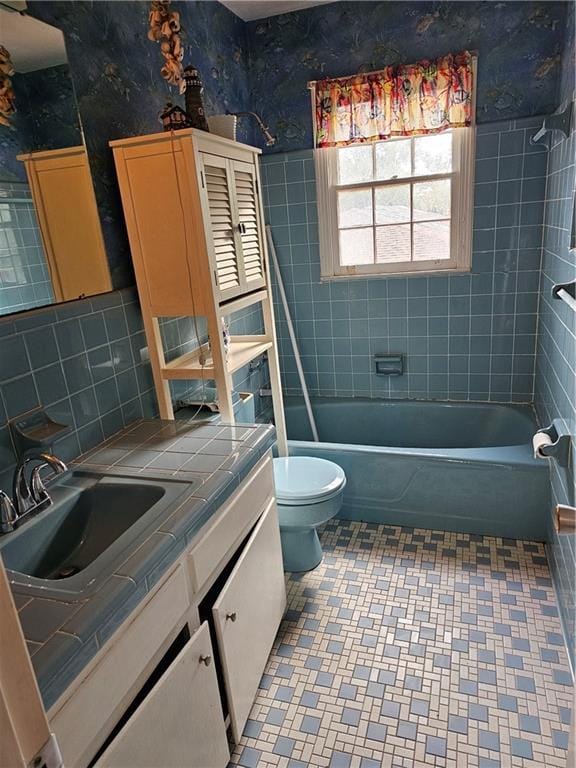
[159,101,192,131]
[183,65,209,132]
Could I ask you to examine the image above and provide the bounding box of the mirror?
[0,7,112,318]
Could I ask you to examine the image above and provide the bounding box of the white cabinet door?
[93,622,229,768]
[201,153,245,301]
[213,499,286,742]
[201,152,267,303]
[231,160,267,293]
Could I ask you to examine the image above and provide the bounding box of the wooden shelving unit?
[161,337,273,380]
[111,129,287,455]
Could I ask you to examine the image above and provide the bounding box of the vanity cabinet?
[213,497,285,742]
[48,453,285,768]
[93,623,229,768]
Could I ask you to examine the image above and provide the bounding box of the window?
[315,128,475,279]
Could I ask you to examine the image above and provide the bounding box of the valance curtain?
[312,51,474,149]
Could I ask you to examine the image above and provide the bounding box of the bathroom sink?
[0,470,193,598]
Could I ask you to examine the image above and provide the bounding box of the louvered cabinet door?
[231,160,267,293]
[201,153,244,301]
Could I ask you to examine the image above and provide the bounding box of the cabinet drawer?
[51,565,189,768]
[189,453,274,593]
[213,498,286,742]
[93,622,229,768]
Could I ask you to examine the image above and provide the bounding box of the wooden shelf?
[219,289,268,317]
[228,337,272,373]
[161,337,272,380]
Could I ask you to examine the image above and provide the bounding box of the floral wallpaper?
[246,0,570,153]
[23,0,570,287]
[0,65,81,183]
[28,0,252,289]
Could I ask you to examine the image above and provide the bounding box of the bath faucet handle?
[30,465,50,505]
[30,455,68,505]
[0,490,16,534]
[13,452,68,519]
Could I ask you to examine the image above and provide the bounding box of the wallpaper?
[246,1,569,153]
[0,64,81,183]
[23,1,570,286]
[28,0,252,290]
[13,65,83,153]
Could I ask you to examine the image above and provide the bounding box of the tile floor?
[229,520,573,768]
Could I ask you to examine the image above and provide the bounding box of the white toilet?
[273,456,346,572]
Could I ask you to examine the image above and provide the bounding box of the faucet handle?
[0,490,16,534]
[30,465,50,505]
[30,455,67,506]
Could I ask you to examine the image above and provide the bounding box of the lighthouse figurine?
[183,65,209,132]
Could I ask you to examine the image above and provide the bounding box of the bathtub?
[284,397,550,540]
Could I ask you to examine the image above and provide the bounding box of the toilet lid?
[273,457,346,505]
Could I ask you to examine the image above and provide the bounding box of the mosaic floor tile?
[229,521,573,768]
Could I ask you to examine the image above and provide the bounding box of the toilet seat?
[273,456,346,507]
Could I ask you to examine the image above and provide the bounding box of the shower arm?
[226,111,276,146]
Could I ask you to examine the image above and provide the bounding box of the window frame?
[315,126,476,280]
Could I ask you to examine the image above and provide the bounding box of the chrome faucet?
[0,491,16,534]
[12,452,68,521]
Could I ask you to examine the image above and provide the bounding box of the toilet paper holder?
[534,420,571,466]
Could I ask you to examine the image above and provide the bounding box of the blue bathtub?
[284,397,550,540]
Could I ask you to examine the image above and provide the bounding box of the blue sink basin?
[0,470,193,598]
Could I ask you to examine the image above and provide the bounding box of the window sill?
[320,265,473,282]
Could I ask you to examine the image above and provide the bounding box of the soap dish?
[9,408,70,458]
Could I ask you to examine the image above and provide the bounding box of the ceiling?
[0,8,67,73]
[220,0,334,21]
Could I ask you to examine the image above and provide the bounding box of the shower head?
[226,110,276,146]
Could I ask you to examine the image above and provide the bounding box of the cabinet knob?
[226,612,237,622]
[199,655,212,666]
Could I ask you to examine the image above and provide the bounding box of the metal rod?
[265,225,320,443]
[556,288,576,312]
[555,504,576,535]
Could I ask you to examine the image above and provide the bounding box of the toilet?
[273,456,346,572]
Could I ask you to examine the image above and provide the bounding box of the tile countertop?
[8,418,276,711]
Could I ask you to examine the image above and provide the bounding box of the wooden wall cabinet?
[18,146,112,302]
[111,130,287,453]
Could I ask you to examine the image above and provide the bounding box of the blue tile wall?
[0,183,54,315]
[0,289,268,495]
[0,289,156,494]
[261,116,547,403]
[536,5,575,671]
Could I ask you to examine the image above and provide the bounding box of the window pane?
[337,145,373,184]
[339,227,374,265]
[375,185,410,224]
[414,132,452,175]
[337,189,373,228]
[413,180,451,221]
[413,220,450,260]
[375,225,411,262]
[375,139,411,180]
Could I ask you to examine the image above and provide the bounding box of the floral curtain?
[313,51,474,149]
